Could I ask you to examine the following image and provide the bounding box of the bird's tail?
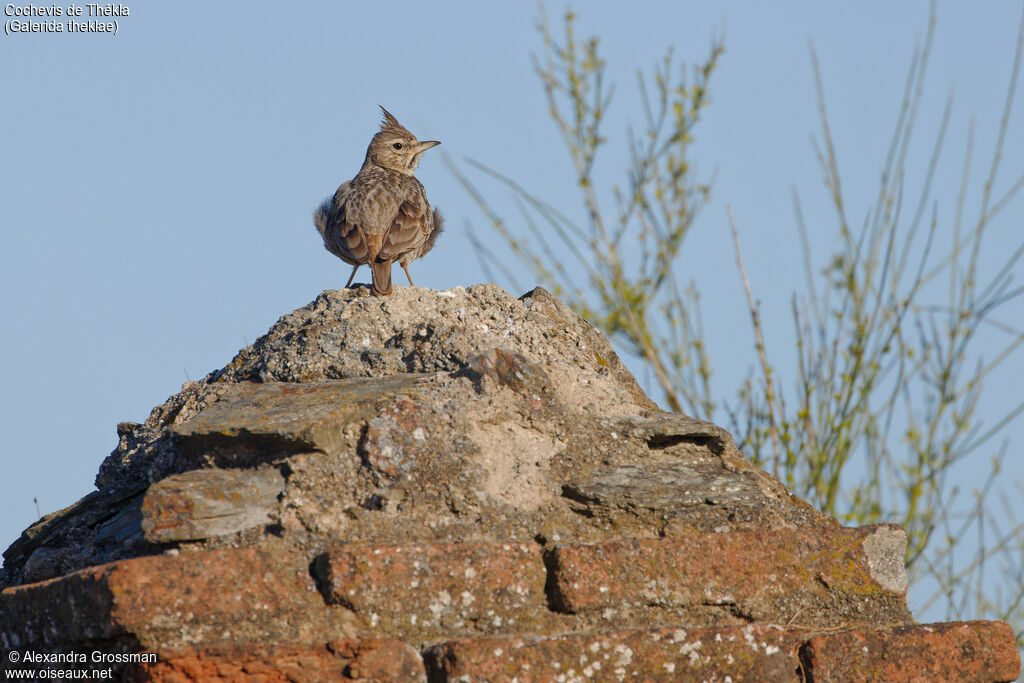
[423,207,445,252]
[370,259,393,296]
[313,197,332,241]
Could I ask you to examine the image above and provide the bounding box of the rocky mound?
[1,284,1018,681]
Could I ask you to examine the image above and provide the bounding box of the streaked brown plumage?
[314,107,443,296]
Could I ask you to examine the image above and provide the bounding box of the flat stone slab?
[172,376,431,461]
[802,620,1020,682]
[563,462,763,509]
[133,640,426,682]
[427,625,805,681]
[141,467,285,543]
[601,413,726,444]
[0,547,334,651]
[548,525,911,627]
[426,621,1021,682]
[317,541,549,640]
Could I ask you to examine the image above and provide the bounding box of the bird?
[314,107,443,296]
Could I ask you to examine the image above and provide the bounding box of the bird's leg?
[401,263,415,287]
[345,265,359,288]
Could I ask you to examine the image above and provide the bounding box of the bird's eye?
[392,142,403,150]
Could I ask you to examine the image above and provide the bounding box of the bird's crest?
[378,106,413,138]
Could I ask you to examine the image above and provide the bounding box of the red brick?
[428,624,805,682]
[801,620,1021,682]
[1,548,328,651]
[122,639,425,682]
[321,542,547,638]
[548,526,910,626]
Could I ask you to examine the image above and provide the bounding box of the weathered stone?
[427,625,804,682]
[2,484,148,588]
[140,468,285,543]
[94,495,144,548]
[1,547,351,651]
[801,621,1021,682]
[466,347,552,395]
[317,542,549,639]
[548,525,911,628]
[1,284,1017,679]
[171,377,430,466]
[123,640,426,682]
[601,413,726,445]
[21,547,66,583]
[93,284,656,492]
[861,524,909,594]
[563,462,762,509]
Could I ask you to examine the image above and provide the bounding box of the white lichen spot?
[765,644,780,656]
[494,648,503,657]
[410,614,417,625]
[361,336,371,348]
[599,586,609,593]
[613,644,633,667]
[671,629,687,643]
[678,640,702,664]
[464,566,477,579]
[589,642,601,654]
[370,613,379,627]
[743,625,757,651]
[461,591,474,606]
[663,663,676,673]
[428,591,452,620]
[412,427,425,441]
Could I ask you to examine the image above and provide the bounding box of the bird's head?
[364,106,440,175]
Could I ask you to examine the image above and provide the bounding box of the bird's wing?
[377,196,430,262]
[325,185,378,265]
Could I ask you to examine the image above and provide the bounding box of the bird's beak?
[414,140,441,154]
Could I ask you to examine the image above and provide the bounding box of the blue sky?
[3,2,1023,623]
